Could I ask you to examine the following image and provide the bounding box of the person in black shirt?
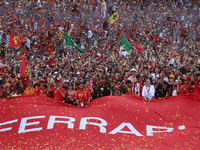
[166,74,175,97]
[154,73,168,98]
[91,82,103,100]
[99,75,112,96]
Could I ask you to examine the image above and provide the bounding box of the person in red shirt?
[34,79,47,96]
[47,56,56,68]
[52,79,66,101]
[179,77,189,95]
[132,74,144,97]
[47,80,56,98]
[188,73,200,95]
[74,81,91,108]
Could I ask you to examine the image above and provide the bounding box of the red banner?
[0,94,200,149]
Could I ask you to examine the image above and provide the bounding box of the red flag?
[164,38,171,45]
[125,29,143,52]
[151,35,162,42]
[45,31,54,55]
[20,52,29,88]
[105,38,108,49]
[7,34,22,47]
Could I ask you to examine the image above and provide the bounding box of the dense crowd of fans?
[0,0,200,107]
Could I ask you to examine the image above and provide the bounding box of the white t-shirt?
[102,2,106,10]
[87,30,93,38]
[142,85,155,100]
[12,93,22,97]
[26,38,31,48]
[37,0,42,8]
[34,22,38,30]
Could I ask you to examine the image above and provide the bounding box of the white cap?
[130,68,137,72]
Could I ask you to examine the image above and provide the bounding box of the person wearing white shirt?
[26,37,31,50]
[101,0,107,19]
[34,22,38,30]
[142,78,155,101]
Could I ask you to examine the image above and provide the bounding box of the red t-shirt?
[190,82,200,95]
[48,87,56,96]
[75,89,91,107]
[53,88,66,101]
[179,84,189,94]
[47,60,56,68]
[34,87,47,96]
[132,81,144,97]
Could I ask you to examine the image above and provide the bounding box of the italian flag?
[119,38,133,56]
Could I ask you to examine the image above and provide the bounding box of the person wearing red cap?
[74,81,91,108]
[52,79,66,101]
[34,79,47,96]
[47,56,56,68]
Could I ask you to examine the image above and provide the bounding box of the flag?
[108,12,119,24]
[125,29,143,52]
[64,32,84,56]
[6,34,22,47]
[119,38,133,56]
[152,35,162,42]
[105,38,108,49]
[103,38,109,54]
[0,62,6,71]
[45,31,54,55]
[164,38,171,45]
[20,51,29,88]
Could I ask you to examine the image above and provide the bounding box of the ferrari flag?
[108,12,119,24]
[6,34,21,47]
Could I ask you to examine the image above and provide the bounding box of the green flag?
[64,32,84,56]
[119,38,133,56]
